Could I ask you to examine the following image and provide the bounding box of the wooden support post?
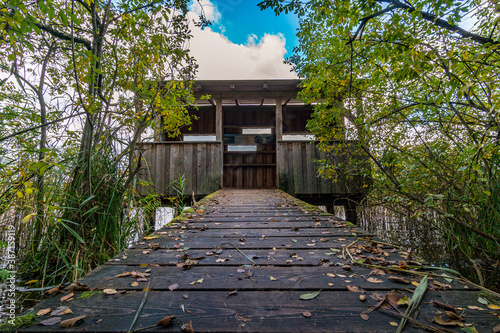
[275,98,283,141]
[344,201,358,225]
[154,114,162,142]
[215,97,223,188]
[215,97,223,142]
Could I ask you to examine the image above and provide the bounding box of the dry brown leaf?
[327,273,335,278]
[227,289,237,297]
[103,289,117,295]
[360,313,369,320]
[388,276,410,284]
[346,285,363,293]
[168,283,179,291]
[445,311,464,321]
[302,311,312,318]
[157,315,175,327]
[467,305,486,311]
[45,284,61,295]
[433,314,465,327]
[60,315,87,328]
[367,277,383,284]
[181,320,195,333]
[36,308,51,316]
[493,323,500,333]
[60,293,74,302]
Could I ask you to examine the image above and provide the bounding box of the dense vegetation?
[0,0,197,286]
[259,0,500,265]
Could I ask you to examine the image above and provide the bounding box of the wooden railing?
[277,141,368,195]
[137,142,222,197]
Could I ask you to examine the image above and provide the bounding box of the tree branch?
[383,0,499,45]
[34,23,92,50]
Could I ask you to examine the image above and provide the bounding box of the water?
[348,205,500,292]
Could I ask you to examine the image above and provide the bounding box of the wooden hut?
[137,79,367,220]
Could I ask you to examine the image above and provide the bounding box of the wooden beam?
[194,91,298,100]
[276,98,283,141]
[215,97,223,142]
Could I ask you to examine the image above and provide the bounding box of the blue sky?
[188,0,299,79]
[208,1,299,57]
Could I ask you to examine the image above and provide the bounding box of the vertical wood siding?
[137,142,222,197]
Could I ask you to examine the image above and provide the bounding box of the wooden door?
[223,106,276,188]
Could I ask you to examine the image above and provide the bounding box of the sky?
[187,0,299,79]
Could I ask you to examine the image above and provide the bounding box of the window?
[183,135,217,142]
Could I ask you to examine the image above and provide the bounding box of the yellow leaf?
[131,282,139,287]
[270,276,277,281]
[16,191,23,199]
[22,213,35,223]
[143,235,159,240]
[139,263,148,267]
[197,210,204,213]
[328,283,334,286]
[389,322,398,326]
[25,280,39,285]
[488,304,500,310]
[411,281,420,287]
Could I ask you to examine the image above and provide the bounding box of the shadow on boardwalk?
[23,190,499,332]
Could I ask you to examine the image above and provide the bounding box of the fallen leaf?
[237,268,245,273]
[168,283,179,291]
[103,289,117,295]
[39,317,61,326]
[25,279,39,285]
[493,323,500,333]
[360,313,369,320]
[359,295,366,301]
[50,306,71,316]
[346,285,362,293]
[181,320,195,333]
[36,308,51,316]
[157,315,175,327]
[60,293,74,302]
[445,311,464,321]
[183,294,189,299]
[328,283,334,286]
[143,235,159,240]
[367,277,383,284]
[270,276,277,281]
[488,304,500,310]
[59,308,73,315]
[461,327,479,333]
[433,300,455,311]
[397,297,410,306]
[389,322,398,327]
[467,305,486,311]
[227,289,237,297]
[45,284,62,295]
[190,278,203,285]
[300,291,320,300]
[434,314,465,327]
[477,297,488,305]
[131,282,139,287]
[388,276,410,284]
[327,273,335,278]
[197,210,204,213]
[411,281,420,287]
[60,315,86,328]
[302,311,312,318]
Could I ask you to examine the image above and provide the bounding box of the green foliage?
[0,313,37,332]
[260,0,500,261]
[0,0,200,287]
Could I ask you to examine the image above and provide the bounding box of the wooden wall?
[277,141,366,195]
[137,142,221,197]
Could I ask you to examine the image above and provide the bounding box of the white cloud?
[187,1,297,80]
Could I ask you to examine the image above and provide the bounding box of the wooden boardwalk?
[25,190,499,332]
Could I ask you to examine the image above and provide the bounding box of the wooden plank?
[184,144,193,194]
[129,236,369,250]
[81,265,467,292]
[215,97,222,141]
[305,142,316,194]
[276,98,283,140]
[25,290,496,332]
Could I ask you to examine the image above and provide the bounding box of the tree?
[259,0,500,261]
[1,0,199,284]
